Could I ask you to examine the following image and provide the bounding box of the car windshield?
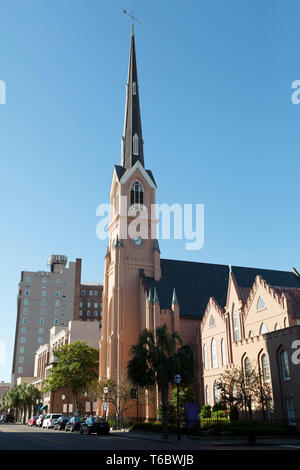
[52,415,61,419]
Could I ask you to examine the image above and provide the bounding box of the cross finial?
[123,9,141,35]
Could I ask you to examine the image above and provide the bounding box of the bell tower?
[99,28,161,401]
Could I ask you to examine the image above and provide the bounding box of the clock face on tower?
[132,236,143,247]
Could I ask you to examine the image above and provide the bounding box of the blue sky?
[0,0,300,382]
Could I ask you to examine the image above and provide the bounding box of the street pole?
[173,374,181,441]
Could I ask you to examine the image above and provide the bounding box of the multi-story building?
[32,320,100,415]
[11,255,81,385]
[73,258,103,325]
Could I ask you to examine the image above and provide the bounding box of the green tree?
[42,341,99,413]
[127,324,195,439]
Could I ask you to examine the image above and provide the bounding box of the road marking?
[281,445,300,449]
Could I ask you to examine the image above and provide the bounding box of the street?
[0,423,300,451]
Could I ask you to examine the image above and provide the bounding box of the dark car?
[65,416,84,432]
[1,414,14,423]
[80,417,110,435]
[54,416,71,430]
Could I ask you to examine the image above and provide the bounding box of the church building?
[98,28,300,423]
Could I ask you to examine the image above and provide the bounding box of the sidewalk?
[110,429,300,447]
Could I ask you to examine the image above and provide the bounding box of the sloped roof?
[140,259,300,319]
[272,287,300,316]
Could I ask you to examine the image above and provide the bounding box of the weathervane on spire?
[123,9,141,34]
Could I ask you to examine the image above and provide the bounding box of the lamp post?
[173,374,182,441]
[104,386,108,419]
[62,394,65,416]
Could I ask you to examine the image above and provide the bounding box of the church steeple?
[121,27,144,169]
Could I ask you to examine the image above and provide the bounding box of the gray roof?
[140,259,300,319]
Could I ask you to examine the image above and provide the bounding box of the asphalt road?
[0,423,299,452]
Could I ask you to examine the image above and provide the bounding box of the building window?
[130,181,144,205]
[249,331,254,338]
[132,81,136,94]
[25,276,31,282]
[19,357,24,363]
[21,327,27,334]
[80,302,83,308]
[94,291,98,296]
[233,305,240,341]
[24,299,29,305]
[18,367,23,374]
[40,318,44,325]
[40,309,45,315]
[211,338,218,368]
[257,297,266,311]
[20,337,26,344]
[41,300,46,306]
[38,337,43,344]
[94,311,98,317]
[213,381,220,404]
[22,318,27,325]
[260,323,268,335]
[56,291,60,297]
[133,133,139,155]
[205,385,210,404]
[261,354,270,382]
[280,350,291,380]
[20,347,24,354]
[94,302,98,308]
[23,309,28,315]
[275,323,280,331]
[221,338,227,366]
[55,310,59,316]
[244,357,251,383]
[209,316,215,327]
[81,290,85,295]
[87,302,91,308]
[39,328,44,334]
[54,319,59,325]
[79,310,83,317]
[87,311,91,316]
[25,290,30,296]
[55,300,60,307]
[89,290,93,296]
[42,291,46,297]
[286,398,296,425]
[42,277,47,283]
[57,279,61,284]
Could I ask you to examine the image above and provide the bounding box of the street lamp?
[173,374,182,441]
[104,386,108,419]
[62,394,65,415]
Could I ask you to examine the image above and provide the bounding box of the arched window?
[130,181,144,205]
[274,323,280,331]
[260,323,268,335]
[257,297,266,311]
[205,385,210,404]
[249,331,254,338]
[221,338,227,366]
[233,305,240,341]
[211,338,218,368]
[132,82,137,95]
[203,344,208,370]
[133,133,139,155]
[261,354,270,382]
[209,316,215,327]
[244,357,251,383]
[280,350,291,380]
[213,381,220,404]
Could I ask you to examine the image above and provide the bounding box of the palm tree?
[127,324,195,439]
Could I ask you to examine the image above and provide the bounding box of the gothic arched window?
[213,381,220,404]
[221,338,227,366]
[244,357,251,383]
[257,297,266,311]
[130,181,144,206]
[209,316,215,327]
[280,349,291,380]
[211,338,218,368]
[261,354,270,382]
[203,344,208,370]
[133,133,139,155]
[260,323,268,335]
[205,385,210,404]
[233,305,240,342]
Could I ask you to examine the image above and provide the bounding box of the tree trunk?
[161,384,169,439]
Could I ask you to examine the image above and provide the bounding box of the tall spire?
[121,29,144,169]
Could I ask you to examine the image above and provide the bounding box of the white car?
[42,413,63,429]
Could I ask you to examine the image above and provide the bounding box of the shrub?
[199,404,211,419]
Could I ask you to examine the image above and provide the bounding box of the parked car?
[28,416,38,426]
[54,416,71,430]
[36,415,46,427]
[42,414,63,429]
[1,414,14,423]
[80,417,110,435]
[65,416,85,432]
